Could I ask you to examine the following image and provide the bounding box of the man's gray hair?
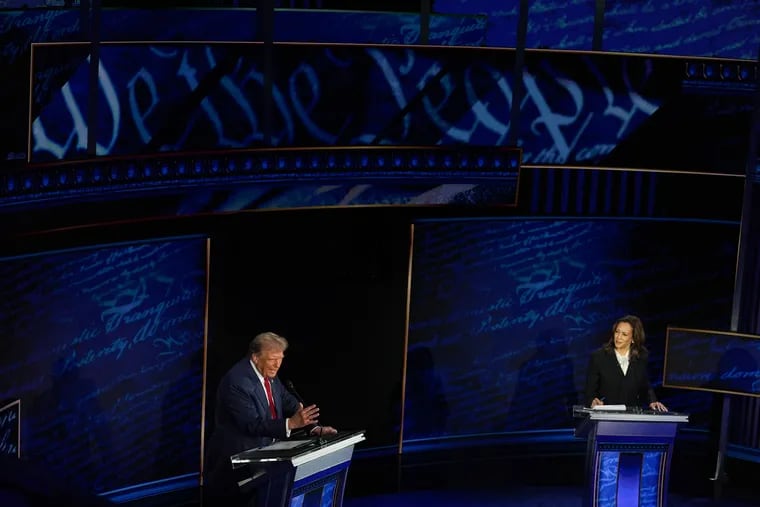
[248,331,289,356]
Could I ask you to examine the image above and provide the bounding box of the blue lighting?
[0,147,520,205]
[720,65,736,80]
[686,62,699,78]
[739,66,751,80]
[703,64,716,79]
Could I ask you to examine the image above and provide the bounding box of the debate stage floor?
[125,444,760,507]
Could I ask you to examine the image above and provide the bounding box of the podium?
[230,430,365,507]
[574,407,688,507]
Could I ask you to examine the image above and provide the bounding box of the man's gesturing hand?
[288,404,319,430]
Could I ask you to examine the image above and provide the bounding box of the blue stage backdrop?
[0,237,208,497]
[403,218,738,445]
[664,328,760,398]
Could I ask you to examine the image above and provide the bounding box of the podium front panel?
[574,411,687,507]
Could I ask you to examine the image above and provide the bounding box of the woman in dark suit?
[584,315,668,411]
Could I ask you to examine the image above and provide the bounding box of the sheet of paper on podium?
[591,404,627,411]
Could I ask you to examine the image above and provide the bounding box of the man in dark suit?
[584,315,668,411]
[204,331,336,505]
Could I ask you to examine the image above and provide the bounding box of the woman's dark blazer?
[584,347,657,407]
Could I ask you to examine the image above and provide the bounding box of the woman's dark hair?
[603,315,648,359]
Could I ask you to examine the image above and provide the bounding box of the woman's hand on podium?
[649,401,668,412]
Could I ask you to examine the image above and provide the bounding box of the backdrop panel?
[404,218,739,445]
[0,236,208,497]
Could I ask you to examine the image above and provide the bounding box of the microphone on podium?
[284,379,305,405]
[285,380,326,444]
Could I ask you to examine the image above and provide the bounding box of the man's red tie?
[264,377,277,419]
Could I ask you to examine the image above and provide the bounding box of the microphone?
[285,380,325,444]
[285,380,305,405]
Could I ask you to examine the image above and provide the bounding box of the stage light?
[686,62,699,78]
[703,63,716,79]
[739,65,752,81]
[720,64,736,80]
[262,156,275,171]
[7,146,521,205]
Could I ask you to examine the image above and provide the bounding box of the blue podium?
[574,408,688,507]
[230,430,365,507]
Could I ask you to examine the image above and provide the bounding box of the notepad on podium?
[591,404,626,411]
